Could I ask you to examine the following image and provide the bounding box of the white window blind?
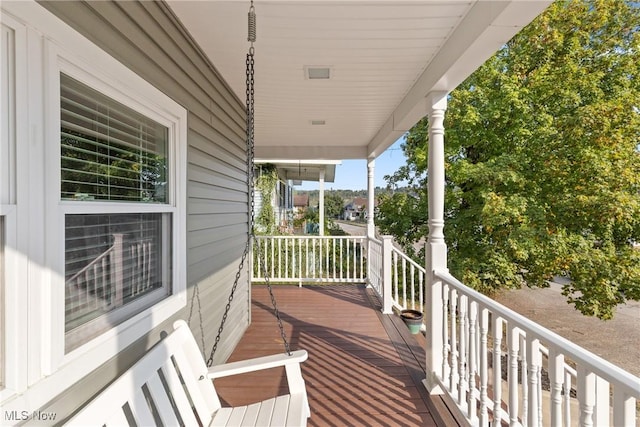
[61,73,174,352]
[60,73,168,202]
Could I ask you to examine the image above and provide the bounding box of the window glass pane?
[60,73,168,202]
[64,213,171,349]
[1,25,15,206]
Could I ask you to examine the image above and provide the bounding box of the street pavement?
[494,281,640,378]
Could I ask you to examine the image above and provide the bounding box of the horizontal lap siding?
[38,0,250,421]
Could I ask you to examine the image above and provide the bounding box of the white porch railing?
[252,235,367,284]
[252,234,640,426]
[65,235,155,328]
[366,235,426,315]
[434,269,640,427]
[390,246,425,312]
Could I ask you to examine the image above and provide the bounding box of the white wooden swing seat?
[65,320,309,426]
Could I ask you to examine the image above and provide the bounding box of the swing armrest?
[206,350,308,379]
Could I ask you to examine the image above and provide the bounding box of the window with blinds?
[61,73,174,352]
[60,73,168,202]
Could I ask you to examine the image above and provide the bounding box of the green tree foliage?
[255,164,278,234]
[378,0,640,319]
[325,192,346,218]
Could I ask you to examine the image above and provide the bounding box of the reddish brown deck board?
[215,284,458,426]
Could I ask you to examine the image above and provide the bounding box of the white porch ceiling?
[256,159,340,182]
[167,1,551,161]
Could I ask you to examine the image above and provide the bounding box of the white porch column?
[366,159,375,238]
[423,91,448,395]
[319,169,325,236]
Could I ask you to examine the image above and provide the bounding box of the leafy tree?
[325,192,346,218]
[255,164,278,234]
[378,0,640,319]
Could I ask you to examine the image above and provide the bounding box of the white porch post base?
[425,240,447,395]
[423,377,444,395]
[381,235,394,314]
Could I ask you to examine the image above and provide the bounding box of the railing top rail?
[66,244,116,283]
[390,246,426,274]
[435,269,640,397]
[254,235,366,241]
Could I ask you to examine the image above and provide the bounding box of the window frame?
[57,67,176,353]
[44,38,187,372]
[0,14,28,403]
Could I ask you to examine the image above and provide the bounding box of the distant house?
[342,202,361,221]
[343,197,376,221]
[293,194,309,214]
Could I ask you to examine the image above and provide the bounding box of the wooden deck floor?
[216,285,459,426]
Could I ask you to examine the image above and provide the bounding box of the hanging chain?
[187,281,206,355]
[198,1,291,367]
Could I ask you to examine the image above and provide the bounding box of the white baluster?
[298,238,302,285]
[459,295,468,407]
[442,284,450,382]
[402,257,407,309]
[521,334,529,426]
[612,388,635,427]
[419,270,424,312]
[479,308,489,427]
[339,238,343,279]
[111,234,124,307]
[593,376,609,427]
[577,367,595,427]
[467,301,478,424]
[492,316,504,425]
[450,289,459,396]
[548,348,564,427]
[393,251,399,304]
[507,326,520,427]
[526,338,541,427]
[352,238,356,280]
[564,370,572,427]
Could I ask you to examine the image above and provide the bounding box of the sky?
[296,136,408,191]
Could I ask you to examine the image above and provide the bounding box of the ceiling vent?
[311,120,326,125]
[306,67,331,80]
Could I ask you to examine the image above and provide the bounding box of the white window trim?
[0,206,24,403]
[44,30,188,372]
[0,0,187,415]
[0,13,28,404]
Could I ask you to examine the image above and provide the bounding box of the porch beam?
[423,91,448,395]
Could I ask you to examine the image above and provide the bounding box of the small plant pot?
[400,309,423,334]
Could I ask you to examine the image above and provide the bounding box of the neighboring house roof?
[345,197,380,213]
[352,197,367,209]
[294,194,309,208]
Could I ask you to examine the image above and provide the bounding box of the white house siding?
[26,1,250,422]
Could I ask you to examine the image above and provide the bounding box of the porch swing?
[65,2,310,426]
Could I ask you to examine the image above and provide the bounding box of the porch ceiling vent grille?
[306,67,330,79]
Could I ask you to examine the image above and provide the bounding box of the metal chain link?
[187,282,206,354]
[203,42,291,367]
